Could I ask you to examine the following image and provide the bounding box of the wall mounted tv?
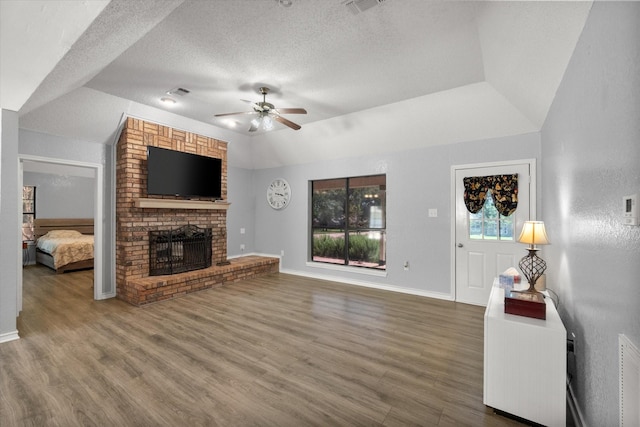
[147,146,222,199]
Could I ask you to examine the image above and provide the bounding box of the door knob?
[457,243,464,248]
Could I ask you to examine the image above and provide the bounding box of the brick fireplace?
[115,118,278,305]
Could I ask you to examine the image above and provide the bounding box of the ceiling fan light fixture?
[215,86,306,133]
[262,115,274,130]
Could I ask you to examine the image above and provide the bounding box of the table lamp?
[517,221,550,294]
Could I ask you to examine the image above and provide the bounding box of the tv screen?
[147,146,222,199]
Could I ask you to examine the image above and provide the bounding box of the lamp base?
[522,280,542,294]
[518,248,547,295]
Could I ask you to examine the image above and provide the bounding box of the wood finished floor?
[1,265,527,427]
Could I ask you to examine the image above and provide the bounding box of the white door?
[454,161,534,306]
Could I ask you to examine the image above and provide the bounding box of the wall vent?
[619,334,640,426]
[343,0,386,15]
[167,87,190,97]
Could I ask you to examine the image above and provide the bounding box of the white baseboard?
[227,252,275,259]
[96,291,116,300]
[228,252,453,301]
[567,380,587,427]
[280,267,454,301]
[0,330,20,344]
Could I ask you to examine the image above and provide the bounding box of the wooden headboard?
[34,218,94,240]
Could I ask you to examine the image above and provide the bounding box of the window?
[468,191,514,241]
[22,186,36,241]
[311,175,386,270]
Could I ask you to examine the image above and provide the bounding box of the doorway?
[17,155,104,312]
[451,160,536,306]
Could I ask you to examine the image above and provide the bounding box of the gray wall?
[226,165,256,257]
[20,129,108,164]
[24,172,95,219]
[0,110,20,340]
[252,132,540,297]
[541,2,640,425]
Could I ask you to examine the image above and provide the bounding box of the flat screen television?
[147,146,222,199]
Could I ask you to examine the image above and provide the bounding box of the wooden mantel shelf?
[135,198,230,210]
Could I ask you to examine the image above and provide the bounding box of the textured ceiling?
[83,0,485,130]
[0,0,110,111]
[2,1,592,154]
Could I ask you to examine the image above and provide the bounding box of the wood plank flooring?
[1,265,527,426]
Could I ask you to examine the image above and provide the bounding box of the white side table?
[483,281,566,426]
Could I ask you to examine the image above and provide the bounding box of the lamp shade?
[518,221,550,246]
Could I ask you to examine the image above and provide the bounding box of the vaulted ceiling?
[2,1,592,166]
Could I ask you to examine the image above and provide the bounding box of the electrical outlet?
[428,208,438,217]
[403,261,410,270]
[240,244,245,251]
[240,228,245,234]
[280,250,285,257]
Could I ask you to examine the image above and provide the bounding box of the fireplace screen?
[149,225,212,276]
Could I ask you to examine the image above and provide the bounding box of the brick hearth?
[121,255,279,306]
[115,118,278,305]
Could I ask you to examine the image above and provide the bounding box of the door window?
[468,191,514,241]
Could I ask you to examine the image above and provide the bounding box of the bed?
[34,218,94,273]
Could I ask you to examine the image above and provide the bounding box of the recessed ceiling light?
[217,119,241,128]
[278,0,292,7]
[160,97,176,105]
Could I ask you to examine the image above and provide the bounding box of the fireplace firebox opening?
[149,225,212,276]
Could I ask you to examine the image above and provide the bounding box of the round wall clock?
[267,178,291,210]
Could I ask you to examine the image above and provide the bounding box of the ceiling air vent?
[344,0,385,15]
[166,87,190,97]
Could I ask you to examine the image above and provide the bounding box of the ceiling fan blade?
[273,115,302,131]
[214,111,256,117]
[274,108,307,115]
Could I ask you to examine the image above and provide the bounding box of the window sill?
[305,261,387,277]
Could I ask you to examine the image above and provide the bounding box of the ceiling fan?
[215,87,307,132]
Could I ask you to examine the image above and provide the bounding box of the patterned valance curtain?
[463,174,518,216]
[463,177,491,214]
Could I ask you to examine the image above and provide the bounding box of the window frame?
[22,185,36,242]
[310,174,386,272]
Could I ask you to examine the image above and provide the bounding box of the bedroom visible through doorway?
[18,155,104,314]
